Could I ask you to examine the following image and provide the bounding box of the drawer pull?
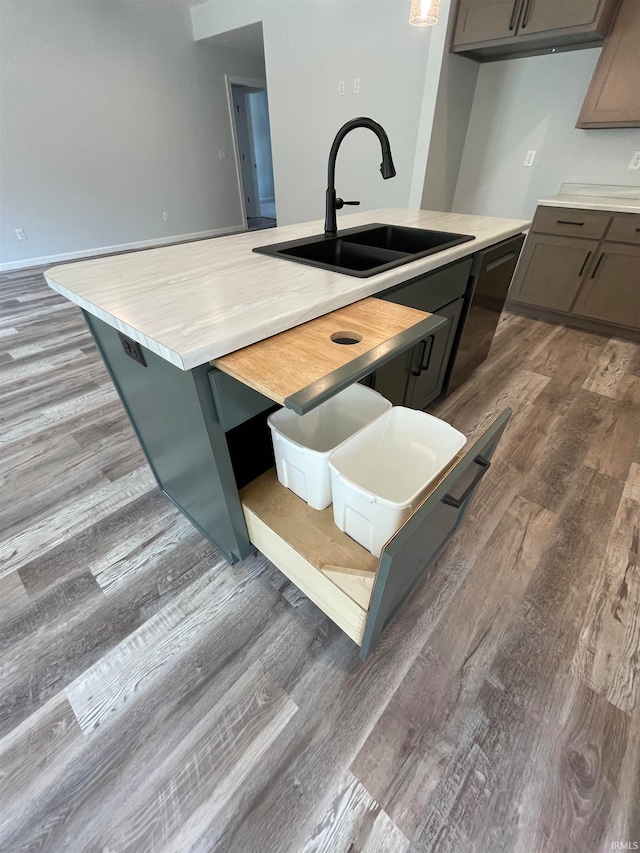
[521,0,532,27]
[411,337,433,377]
[578,251,592,277]
[591,254,605,279]
[557,220,584,227]
[508,0,520,30]
[442,455,491,508]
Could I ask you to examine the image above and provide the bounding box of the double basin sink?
[253,223,475,278]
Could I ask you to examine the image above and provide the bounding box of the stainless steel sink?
[253,223,475,278]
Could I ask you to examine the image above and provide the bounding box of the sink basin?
[253,223,475,278]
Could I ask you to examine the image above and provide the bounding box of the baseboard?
[0,224,246,272]
[506,299,640,343]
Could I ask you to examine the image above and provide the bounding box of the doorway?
[227,77,277,230]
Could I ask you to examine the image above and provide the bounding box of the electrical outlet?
[629,150,640,170]
[118,332,146,367]
[163,211,170,222]
[218,148,226,160]
[353,77,360,94]
[524,150,536,167]
[15,228,26,240]
[338,80,345,96]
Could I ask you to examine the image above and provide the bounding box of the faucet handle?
[335,198,361,209]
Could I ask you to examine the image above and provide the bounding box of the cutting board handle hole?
[331,331,363,346]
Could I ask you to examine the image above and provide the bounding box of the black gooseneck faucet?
[324,117,396,237]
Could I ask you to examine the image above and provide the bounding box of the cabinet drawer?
[212,297,446,415]
[607,214,640,245]
[379,257,472,313]
[240,409,511,659]
[532,206,611,240]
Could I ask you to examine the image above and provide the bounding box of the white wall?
[192,1,433,227]
[0,0,266,267]
[452,49,640,221]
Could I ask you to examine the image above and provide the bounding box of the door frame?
[225,75,268,227]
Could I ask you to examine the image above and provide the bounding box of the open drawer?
[240,409,511,660]
[212,297,447,415]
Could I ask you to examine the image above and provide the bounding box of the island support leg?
[83,312,254,565]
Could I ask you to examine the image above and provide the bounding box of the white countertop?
[45,208,529,369]
[538,194,640,214]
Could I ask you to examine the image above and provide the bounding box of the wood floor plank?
[0,466,155,576]
[571,462,640,713]
[65,552,266,736]
[352,495,558,839]
[1,267,639,852]
[512,677,629,853]
[300,771,410,853]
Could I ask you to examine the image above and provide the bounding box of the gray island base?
[46,209,527,658]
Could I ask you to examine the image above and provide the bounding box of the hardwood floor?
[1,263,639,852]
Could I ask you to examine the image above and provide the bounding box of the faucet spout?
[324,117,396,237]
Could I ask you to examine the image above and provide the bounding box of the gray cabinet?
[572,242,640,328]
[371,257,472,409]
[508,205,640,340]
[372,298,464,409]
[577,0,640,129]
[451,0,618,60]
[509,233,598,312]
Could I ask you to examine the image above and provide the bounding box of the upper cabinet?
[577,0,640,128]
[451,0,620,61]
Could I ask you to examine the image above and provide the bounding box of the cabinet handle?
[508,0,521,30]
[557,220,584,227]
[578,251,592,277]
[421,336,434,371]
[521,0,533,27]
[412,340,428,376]
[590,253,605,279]
[442,455,491,508]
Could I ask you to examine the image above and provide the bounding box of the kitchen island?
[45,208,529,658]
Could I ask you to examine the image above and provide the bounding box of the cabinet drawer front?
[360,409,511,659]
[532,206,610,239]
[607,214,640,245]
[379,258,472,314]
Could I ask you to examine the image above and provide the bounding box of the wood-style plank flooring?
[1,263,639,852]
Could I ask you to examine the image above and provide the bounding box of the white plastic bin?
[267,384,391,510]
[329,407,467,557]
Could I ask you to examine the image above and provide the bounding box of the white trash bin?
[329,407,467,557]
[267,384,391,510]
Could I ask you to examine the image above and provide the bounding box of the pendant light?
[409,0,440,26]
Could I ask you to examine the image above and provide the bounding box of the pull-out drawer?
[240,409,511,659]
[212,297,447,415]
[531,206,611,240]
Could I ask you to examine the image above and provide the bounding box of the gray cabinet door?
[372,299,465,409]
[509,233,597,312]
[453,0,523,45]
[518,0,608,35]
[360,409,511,659]
[576,0,640,129]
[572,242,640,329]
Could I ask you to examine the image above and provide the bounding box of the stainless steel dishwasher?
[444,234,526,394]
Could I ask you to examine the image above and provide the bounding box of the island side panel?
[84,312,254,564]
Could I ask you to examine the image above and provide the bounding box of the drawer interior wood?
[241,469,376,644]
[212,297,446,415]
[532,206,611,240]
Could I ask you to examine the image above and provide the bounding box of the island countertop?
[44,208,530,370]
